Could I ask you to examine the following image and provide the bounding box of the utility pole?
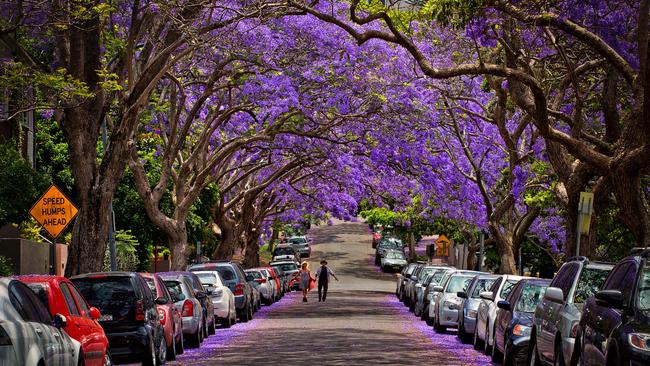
[196,240,202,264]
[102,121,117,271]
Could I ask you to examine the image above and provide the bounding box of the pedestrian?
[315,260,338,302]
[299,262,315,302]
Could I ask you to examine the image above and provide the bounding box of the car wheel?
[176,331,184,355]
[529,338,542,366]
[102,351,113,366]
[156,334,167,365]
[167,331,177,361]
[208,316,216,335]
[434,316,446,333]
[190,325,202,348]
[240,304,250,323]
[248,302,254,320]
[142,336,157,366]
[458,320,469,343]
[474,323,484,351]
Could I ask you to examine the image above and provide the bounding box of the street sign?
[435,234,450,256]
[29,185,79,239]
[578,192,594,234]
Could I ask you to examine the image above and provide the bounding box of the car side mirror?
[88,307,101,320]
[595,289,624,309]
[154,297,168,305]
[404,274,411,279]
[544,287,564,304]
[433,285,444,292]
[52,314,67,329]
[457,291,468,299]
[480,291,495,301]
[196,292,207,300]
[497,300,511,311]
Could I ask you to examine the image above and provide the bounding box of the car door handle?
[34,327,43,335]
[53,332,60,338]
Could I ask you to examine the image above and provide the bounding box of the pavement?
[166,220,495,365]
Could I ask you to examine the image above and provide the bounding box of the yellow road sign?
[29,185,79,239]
[436,234,450,256]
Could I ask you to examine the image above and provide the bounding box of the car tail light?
[255,278,267,284]
[234,283,244,296]
[135,300,145,321]
[158,308,166,325]
[181,300,194,317]
[0,325,11,346]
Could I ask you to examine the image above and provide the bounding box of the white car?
[0,278,81,365]
[475,274,528,354]
[380,250,407,272]
[193,271,237,328]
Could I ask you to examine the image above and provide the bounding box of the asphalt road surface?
[167,220,495,365]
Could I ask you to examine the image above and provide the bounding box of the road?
[168,220,495,365]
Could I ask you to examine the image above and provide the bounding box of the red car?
[141,272,184,361]
[261,266,283,297]
[17,275,110,366]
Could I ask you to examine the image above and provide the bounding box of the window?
[10,282,51,324]
[245,271,262,280]
[144,278,157,295]
[164,281,184,302]
[24,283,50,312]
[515,283,548,312]
[489,278,503,294]
[500,280,519,299]
[601,262,636,305]
[552,263,579,301]
[72,277,136,321]
[68,285,90,317]
[446,276,473,293]
[197,273,219,286]
[638,265,650,311]
[471,278,497,298]
[22,284,52,324]
[60,283,80,316]
[215,267,237,281]
[574,267,610,303]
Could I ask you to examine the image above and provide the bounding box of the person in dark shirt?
[315,260,338,302]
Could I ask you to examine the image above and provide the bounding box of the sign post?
[29,185,79,274]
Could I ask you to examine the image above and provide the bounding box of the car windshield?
[419,267,436,280]
[515,283,548,312]
[25,283,50,310]
[471,278,497,298]
[288,237,307,244]
[274,247,295,256]
[73,277,135,321]
[143,278,157,295]
[197,273,221,287]
[386,252,404,260]
[164,280,185,302]
[246,271,262,279]
[379,239,403,249]
[276,263,298,272]
[430,270,447,285]
[637,266,650,311]
[574,267,610,303]
[446,276,473,293]
[500,280,519,298]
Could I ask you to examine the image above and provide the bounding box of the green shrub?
[0,256,13,276]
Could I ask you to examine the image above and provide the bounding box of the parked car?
[272,244,301,263]
[431,271,481,332]
[249,282,262,312]
[428,269,480,326]
[192,270,237,328]
[170,271,216,336]
[270,261,301,291]
[493,278,550,365]
[270,265,290,294]
[71,271,166,365]
[381,250,407,272]
[396,263,419,300]
[189,261,255,322]
[574,249,650,366]
[375,237,404,266]
[475,274,528,355]
[159,273,205,347]
[0,277,81,365]
[457,274,499,343]
[403,263,425,306]
[18,275,110,366]
[259,266,282,300]
[288,236,312,258]
[141,272,184,360]
[246,269,276,305]
[416,267,455,323]
[529,257,614,366]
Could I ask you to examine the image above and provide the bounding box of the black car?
[71,272,167,365]
[493,278,550,365]
[188,261,255,322]
[375,237,404,266]
[574,249,650,366]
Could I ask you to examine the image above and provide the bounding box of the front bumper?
[463,314,477,334]
[439,307,460,326]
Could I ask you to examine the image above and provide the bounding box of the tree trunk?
[168,224,189,271]
[67,192,110,275]
[269,226,279,253]
[242,234,261,268]
[408,231,416,261]
[490,227,517,274]
[213,217,236,259]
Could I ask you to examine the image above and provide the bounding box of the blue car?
[493,278,551,365]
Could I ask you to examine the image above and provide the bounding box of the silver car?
[397,263,419,300]
[193,271,237,328]
[457,274,499,342]
[160,274,205,347]
[475,274,528,354]
[380,250,407,272]
[0,278,81,365]
[432,272,481,332]
[415,267,455,323]
[429,270,483,325]
[409,265,444,311]
[246,269,275,305]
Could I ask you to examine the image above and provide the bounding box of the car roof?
[14,275,68,283]
[519,278,551,286]
[71,271,136,279]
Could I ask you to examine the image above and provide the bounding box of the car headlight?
[512,324,531,337]
[444,300,460,310]
[468,309,478,318]
[629,333,650,351]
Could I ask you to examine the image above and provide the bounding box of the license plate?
[99,314,113,321]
